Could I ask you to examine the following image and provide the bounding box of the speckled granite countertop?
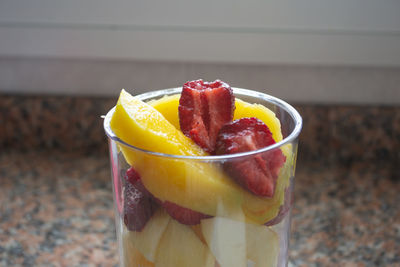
[1,95,399,266]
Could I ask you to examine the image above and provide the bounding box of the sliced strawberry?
[162,201,211,225]
[215,117,286,197]
[123,168,159,231]
[179,79,235,154]
[125,166,141,185]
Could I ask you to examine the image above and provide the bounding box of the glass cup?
[104,87,302,267]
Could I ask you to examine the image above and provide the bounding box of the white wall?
[1,57,399,105]
[0,1,399,103]
[1,0,399,66]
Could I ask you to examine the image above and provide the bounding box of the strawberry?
[125,166,141,185]
[179,79,235,154]
[162,201,211,225]
[123,168,159,231]
[215,117,286,197]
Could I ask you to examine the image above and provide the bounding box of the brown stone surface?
[0,94,399,266]
[294,104,400,168]
[290,161,400,266]
[1,95,399,168]
[0,151,399,266]
[0,94,114,153]
[0,151,116,267]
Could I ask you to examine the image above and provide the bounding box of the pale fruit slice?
[122,227,155,267]
[246,224,279,267]
[127,209,171,262]
[155,219,215,267]
[201,208,247,267]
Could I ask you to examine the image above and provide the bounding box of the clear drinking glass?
[104,87,302,267]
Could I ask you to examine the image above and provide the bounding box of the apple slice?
[201,216,247,267]
[246,224,279,267]
[122,228,154,267]
[127,208,171,262]
[155,219,215,267]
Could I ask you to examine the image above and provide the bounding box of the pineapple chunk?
[126,209,171,262]
[155,219,215,267]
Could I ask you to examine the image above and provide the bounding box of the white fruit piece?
[127,208,171,262]
[246,224,279,267]
[155,219,215,267]
[201,216,247,267]
[122,228,154,267]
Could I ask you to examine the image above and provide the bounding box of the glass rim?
[103,87,302,160]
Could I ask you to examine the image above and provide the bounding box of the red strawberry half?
[215,117,286,197]
[162,201,211,225]
[179,79,235,154]
[123,167,159,231]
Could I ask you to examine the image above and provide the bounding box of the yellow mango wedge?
[147,94,181,130]
[110,89,292,224]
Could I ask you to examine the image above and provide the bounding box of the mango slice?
[147,94,181,130]
[111,90,205,157]
[110,90,292,224]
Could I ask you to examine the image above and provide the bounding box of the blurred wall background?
[0,0,399,104]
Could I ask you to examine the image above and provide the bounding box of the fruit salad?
[105,79,299,267]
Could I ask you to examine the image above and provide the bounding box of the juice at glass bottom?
[104,81,302,267]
